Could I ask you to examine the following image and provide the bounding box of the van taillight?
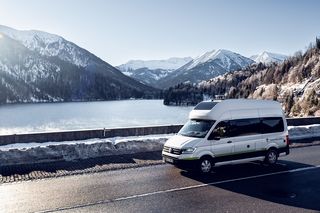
[285,135,290,145]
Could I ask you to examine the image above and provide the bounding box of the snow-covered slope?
[186,49,252,70]
[0,26,157,104]
[118,57,192,71]
[0,25,97,67]
[157,49,254,88]
[250,51,287,64]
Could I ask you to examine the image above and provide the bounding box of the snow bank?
[288,124,320,140]
[0,124,320,166]
[0,134,172,166]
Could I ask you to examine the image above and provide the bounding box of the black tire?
[198,157,213,174]
[265,148,278,165]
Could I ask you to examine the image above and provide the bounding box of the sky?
[0,0,319,66]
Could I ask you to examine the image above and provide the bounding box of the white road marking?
[38,165,320,213]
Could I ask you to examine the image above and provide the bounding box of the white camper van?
[162,99,289,174]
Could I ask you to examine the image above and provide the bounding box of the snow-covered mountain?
[0,25,98,67]
[0,25,157,104]
[185,49,252,70]
[117,57,192,88]
[250,51,287,64]
[157,49,254,88]
[118,57,192,71]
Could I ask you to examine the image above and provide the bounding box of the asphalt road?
[1,145,320,213]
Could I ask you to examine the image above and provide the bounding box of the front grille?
[163,146,181,155]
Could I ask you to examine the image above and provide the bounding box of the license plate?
[164,157,174,163]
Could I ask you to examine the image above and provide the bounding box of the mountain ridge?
[157,49,254,88]
[0,26,157,104]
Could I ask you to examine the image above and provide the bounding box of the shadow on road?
[180,160,320,211]
[0,151,163,177]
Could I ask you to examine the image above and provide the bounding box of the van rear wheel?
[199,157,213,174]
[265,149,278,165]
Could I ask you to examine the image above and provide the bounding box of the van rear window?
[261,117,284,133]
[194,102,218,110]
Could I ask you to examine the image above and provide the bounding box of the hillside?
[163,44,320,117]
[0,26,157,104]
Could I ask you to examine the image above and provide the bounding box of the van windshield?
[179,119,216,138]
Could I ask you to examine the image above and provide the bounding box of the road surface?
[0,145,320,213]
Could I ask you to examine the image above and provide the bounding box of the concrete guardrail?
[0,125,183,146]
[0,117,319,146]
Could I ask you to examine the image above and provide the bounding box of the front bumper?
[162,154,199,170]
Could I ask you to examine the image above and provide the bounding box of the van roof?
[189,99,283,120]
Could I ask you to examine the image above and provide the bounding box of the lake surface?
[0,100,194,135]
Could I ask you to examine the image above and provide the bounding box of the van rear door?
[259,117,286,149]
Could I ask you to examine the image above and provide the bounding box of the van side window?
[229,118,261,137]
[208,121,230,140]
[261,117,284,133]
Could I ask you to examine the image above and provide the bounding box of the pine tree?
[316,37,320,50]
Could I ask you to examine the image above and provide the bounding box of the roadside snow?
[0,134,173,151]
[288,124,320,140]
[0,124,320,166]
[0,134,173,166]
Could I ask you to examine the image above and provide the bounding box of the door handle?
[227,141,232,143]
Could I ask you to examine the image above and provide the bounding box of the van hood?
[165,134,202,148]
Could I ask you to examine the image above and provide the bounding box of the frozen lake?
[0,100,193,135]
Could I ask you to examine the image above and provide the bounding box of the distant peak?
[186,48,252,70]
[118,57,193,71]
[251,51,287,64]
[216,49,229,53]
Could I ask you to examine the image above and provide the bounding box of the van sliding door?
[229,118,262,158]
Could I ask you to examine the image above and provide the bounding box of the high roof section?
[190,99,283,121]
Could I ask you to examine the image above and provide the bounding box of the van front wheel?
[265,149,278,165]
[199,157,213,174]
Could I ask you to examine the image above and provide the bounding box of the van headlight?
[181,147,196,154]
